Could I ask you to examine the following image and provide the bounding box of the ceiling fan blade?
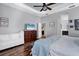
[47,7,52,10]
[40,8,43,12]
[47,3,56,6]
[33,5,43,7]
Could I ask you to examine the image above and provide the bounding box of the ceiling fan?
[33,3,56,12]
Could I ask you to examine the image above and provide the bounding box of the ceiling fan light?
[43,7,47,11]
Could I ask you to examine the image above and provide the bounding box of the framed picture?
[74,19,79,30]
[70,25,73,28]
[0,17,9,27]
[24,23,37,30]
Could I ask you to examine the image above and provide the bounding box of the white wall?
[55,6,79,37]
[0,31,24,50]
[67,6,79,37]
[39,5,79,37]
[0,4,40,34]
[36,4,79,37]
[41,14,59,37]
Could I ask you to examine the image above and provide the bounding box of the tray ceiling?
[24,3,63,12]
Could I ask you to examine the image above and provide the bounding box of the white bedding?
[49,36,79,56]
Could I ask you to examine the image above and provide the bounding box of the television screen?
[62,31,68,35]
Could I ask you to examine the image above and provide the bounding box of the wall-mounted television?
[62,31,69,35]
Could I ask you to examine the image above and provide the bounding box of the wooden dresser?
[24,30,37,56]
[24,30,37,43]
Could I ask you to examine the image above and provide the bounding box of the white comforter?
[49,36,79,56]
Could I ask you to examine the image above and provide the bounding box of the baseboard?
[0,44,24,52]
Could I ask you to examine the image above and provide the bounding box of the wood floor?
[0,42,33,56]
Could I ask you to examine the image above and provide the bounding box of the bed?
[31,36,60,56]
[32,36,79,56]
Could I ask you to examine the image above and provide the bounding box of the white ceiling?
[24,3,79,17]
[24,3,63,12]
[3,3,79,17]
